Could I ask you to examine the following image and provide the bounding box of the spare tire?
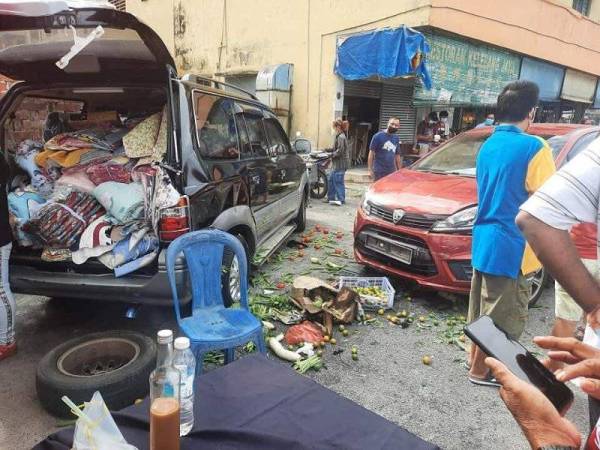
[36,330,156,417]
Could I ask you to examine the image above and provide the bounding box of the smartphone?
[464,315,573,414]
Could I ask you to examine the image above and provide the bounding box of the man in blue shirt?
[367,117,402,181]
[467,80,556,386]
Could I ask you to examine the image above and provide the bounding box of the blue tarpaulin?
[335,26,432,89]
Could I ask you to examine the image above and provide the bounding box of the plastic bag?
[66,391,138,450]
[285,321,324,345]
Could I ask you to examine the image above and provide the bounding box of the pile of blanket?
[7,107,180,277]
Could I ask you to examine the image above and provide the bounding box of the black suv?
[0,3,308,306]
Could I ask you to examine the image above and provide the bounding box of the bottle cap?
[174,336,190,350]
[157,329,173,344]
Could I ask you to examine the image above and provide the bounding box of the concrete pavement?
[0,189,589,450]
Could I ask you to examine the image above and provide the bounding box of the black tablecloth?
[34,354,440,450]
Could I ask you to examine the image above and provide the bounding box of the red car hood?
[368,169,477,215]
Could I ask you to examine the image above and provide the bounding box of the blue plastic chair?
[166,229,266,373]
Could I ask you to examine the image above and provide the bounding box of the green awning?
[413,31,521,107]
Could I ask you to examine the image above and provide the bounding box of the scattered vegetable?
[422,355,432,366]
[342,329,349,337]
[323,335,330,342]
[262,320,275,330]
[269,334,301,362]
[352,354,359,361]
[377,308,385,316]
[293,355,323,374]
[330,338,337,345]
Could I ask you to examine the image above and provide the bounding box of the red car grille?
[368,203,447,230]
[355,226,438,276]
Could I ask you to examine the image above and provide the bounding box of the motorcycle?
[293,138,331,199]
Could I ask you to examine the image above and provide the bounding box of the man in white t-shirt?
[478,141,600,449]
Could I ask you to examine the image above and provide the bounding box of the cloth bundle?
[23,190,105,248]
[123,107,167,166]
[7,107,175,278]
[92,182,144,224]
[15,140,56,197]
[8,189,46,247]
[86,161,131,185]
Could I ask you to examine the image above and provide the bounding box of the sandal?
[468,373,500,387]
[0,342,17,362]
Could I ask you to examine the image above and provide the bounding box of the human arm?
[367,150,374,179]
[395,153,402,171]
[518,144,600,312]
[485,358,581,449]
[534,336,600,399]
[330,135,341,159]
[517,212,600,313]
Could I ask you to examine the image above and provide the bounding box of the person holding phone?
[517,134,600,430]
[467,80,555,386]
[484,335,600,449]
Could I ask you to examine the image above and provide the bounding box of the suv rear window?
[193,92,240,160]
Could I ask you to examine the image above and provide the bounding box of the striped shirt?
[520,139,600,257]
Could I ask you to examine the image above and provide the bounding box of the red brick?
[15,110,30,120]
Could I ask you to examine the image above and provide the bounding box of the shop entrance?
[344,95,381,164]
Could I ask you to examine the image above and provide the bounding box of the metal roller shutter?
[379,82,415,144]
[344,80,382,98]
[108,0,126,11]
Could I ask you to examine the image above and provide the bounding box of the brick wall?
[0,75,11,95]
[4,98,82,150]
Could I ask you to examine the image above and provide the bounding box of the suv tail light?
[159,196,191,242]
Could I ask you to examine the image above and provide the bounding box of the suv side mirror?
[293,138,311,154]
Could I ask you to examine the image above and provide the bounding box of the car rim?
[229,255,241,302]
[57,338,140,377]
[527,268,544,303]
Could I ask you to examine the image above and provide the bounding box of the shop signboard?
[413,32,521,106]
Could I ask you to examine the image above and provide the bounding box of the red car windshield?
[412,131,562,176]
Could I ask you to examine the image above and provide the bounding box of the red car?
[354,124,599,304]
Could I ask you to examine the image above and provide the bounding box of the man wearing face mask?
[466,80,556,386]
[367,117,402,181]
[475,113,495,129]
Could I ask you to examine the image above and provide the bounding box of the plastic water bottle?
[173,337,195,436]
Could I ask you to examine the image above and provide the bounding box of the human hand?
[534,335,600,367]
[485,357,581,449]
[587,307,600,329]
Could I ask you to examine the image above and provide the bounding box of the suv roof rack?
[180,74,259,101]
